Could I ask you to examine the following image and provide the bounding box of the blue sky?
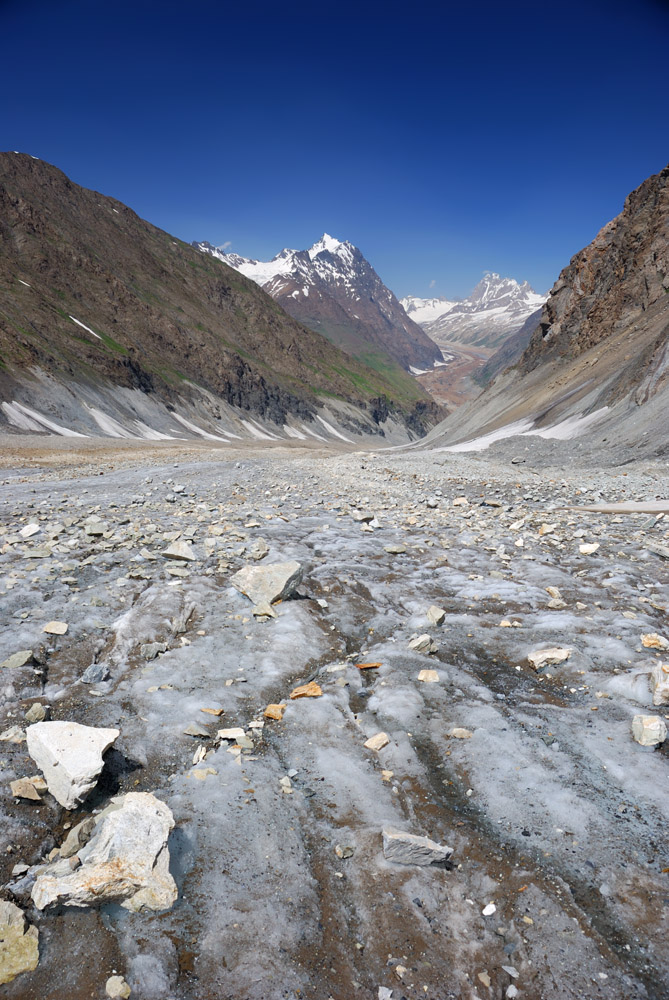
[3,0,668,299]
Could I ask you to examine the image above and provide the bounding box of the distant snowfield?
[438,407,609,452]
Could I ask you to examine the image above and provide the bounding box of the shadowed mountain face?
[415,164,669,454]
[196,234,443,372]
[0,154,442,439]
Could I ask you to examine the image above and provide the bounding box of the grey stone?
[31,792,177,912]
[230,560,303,606]
[82,661,110,683]
[24,703,50,724]
[408,634,438,654]
[140,641,168,660]
[162,540,197,561]
[382,828,453,866]
[426,605,446,625]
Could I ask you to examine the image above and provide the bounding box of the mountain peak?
[308,233,347,259]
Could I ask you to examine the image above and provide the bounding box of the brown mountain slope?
[416,164,669,454]
[0,153,441,438]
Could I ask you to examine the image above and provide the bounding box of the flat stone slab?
[32,792,177,912]
[0,650,33,670]
[26,721,119,808]
[382,828,453,866]
[527,647,571,670]
[230,560,303,605]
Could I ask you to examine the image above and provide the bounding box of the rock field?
[0,434,668,1000]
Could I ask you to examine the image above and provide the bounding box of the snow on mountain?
[196,235,442,371]
[401,274,547,351]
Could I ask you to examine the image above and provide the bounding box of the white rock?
[631,714,667,746]
[408,634,438,654]
[649,662,669,705]
[378,989,393,1000]
[0,900,39,984]
[427,605,446,625]
[527,647,571,670]
[482,902,496,916]
[26,721,119,809]
[417,669,439,683]
[31,792,177,912]
[162,540,196,561]
[364,732,389,751]
[382,828,453,866]
[106,975,131,998]
[230,560,303,605]
[641,632,669,650]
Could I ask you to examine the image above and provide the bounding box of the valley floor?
[1,434,668,1000]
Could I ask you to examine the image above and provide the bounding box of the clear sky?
[3,0,668,299]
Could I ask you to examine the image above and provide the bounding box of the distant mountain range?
[0,154,442,444]
[195,234,442,372]
[401,274,547,351]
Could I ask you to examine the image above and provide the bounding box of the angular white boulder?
[527,647,571,670]
[426,605,446,626]
[32,791,177,912]
[409,634,438,654]
[230,560,303,606]
[650,662,669,706]
[26,721,119,809]
[382,828,453,866]
[631,714,667,746]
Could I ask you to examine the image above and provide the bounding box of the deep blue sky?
[3,0,668,298]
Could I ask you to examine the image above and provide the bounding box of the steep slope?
[196,234,442,373]
[416,165,669,455]
[474,307,543,386]
[0,154,442,442]
[401,274,546,350]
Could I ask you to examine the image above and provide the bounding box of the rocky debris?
[334,844,354,859]
[264,703,286,720]
[0,900,39,985]
[427,605,446,625]
[641,632,669,650]
[357,661,381,670]
[140,641,167,660]
[59,817,96,858]
[482,902,497,916]
[162,540,196,561]
[24,702,49,723]
[31,792,177,912]
[449,727,473,739]
[26,721,120,809]
[217,727,247,741]
[42,620,68,635]
[0,725,26,744]
[408,634,438,654]
[649,662,669,705]
[417,668,440,683]
[9,776,45,801]
[527,646,571,670]
[384,543,406,555]
[249,537,269,561]
[631,715,667,746]
[252,601,277,619]
[579,542,599,555]
[230,560,303,605]
[382,828,453,866]
[290,681,322,699]
[364,732,389,751]
[0,649,33,670]
[106,975,131,999]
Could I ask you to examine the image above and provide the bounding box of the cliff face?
[523,166,669,376]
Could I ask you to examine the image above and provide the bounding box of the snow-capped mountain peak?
[401,274,547,351]
[194,234,442,371]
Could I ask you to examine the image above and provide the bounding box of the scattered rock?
[649,662,669,705]
[482,902,497,916]
[0,900,39,984]
[0,726,26,744]
[641,632,669,650]
[579,542,600,555]
[417,669,439,683]
[384,544,406,555]
[59,817,96,859]
[217,727,247,741]
[249,537,269,561]
[106,975,131,999]
[252,601,277,619]
[334,844,354,859]
[230,560,303,605]
[31,792,177,912]
[140,641,167,660]
[408,634,438,654]
[162,540,197,561]
[449,727,473,739]
[631,714,667,746]
[26,721,120,809]
[264,704,286,721]
[527,647,571,670]
[290,681,322,699]
[82,661,110,684]
[0,649,33,670]
[382,828,453,866]
[426,605,446,625]
[43,620,68,635]
[10,777,43,801]
[356,661,381,670]
[24,702,49,723]
[364,732,389,751]
[183,723,210,737]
